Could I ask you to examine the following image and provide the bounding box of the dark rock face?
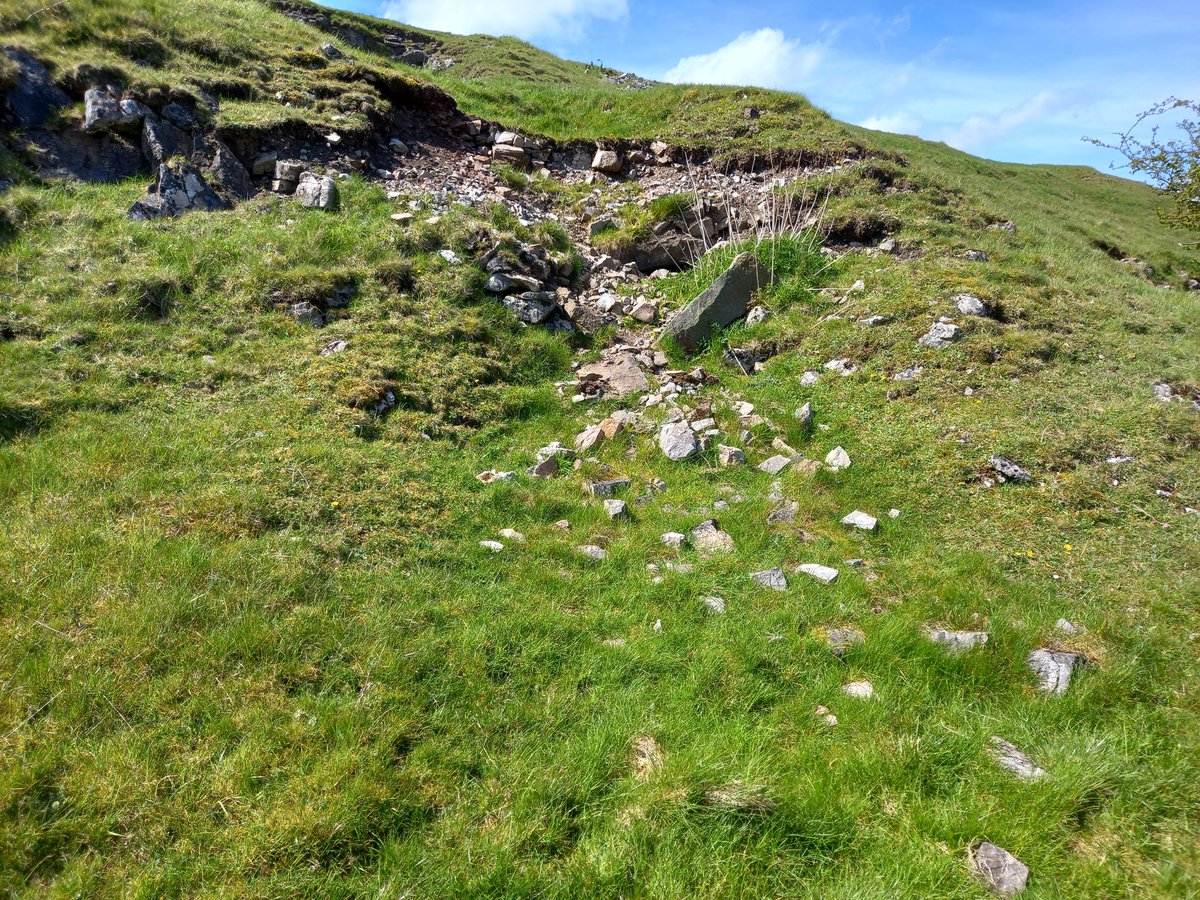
[207,142,252,200]
[633,232,701,273]
[141,116,187,164]
[3,49,71,129]
[25,128,147,183]
[128,162,229,220]
[663,251,773,351]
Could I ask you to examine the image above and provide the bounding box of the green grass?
[2,0,1200,896]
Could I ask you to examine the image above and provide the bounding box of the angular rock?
[918,321,963,348]
[662,251,772,351]
[954,293,989,317]
[577,352,649,396]
[476,470,515,483]
[690,519,734,554]
[825,446,852,471]
[1027,649,1086,695]
[661,532,686,548]
[758,455,791,475]
[971,842,1029,897]
[586,478,631,498]
[527,456,559,478]
[141,116,186,165]
[798,563,839,585]
[1055,618,1086,635]
[128,162,229,220]
[767,500,799,524]
[965,249,989,262]
[746,305,770,326]
[988,737,1046,781]
[842,510,878,531]
[750,568,788,591]
[503,292,557,325]
[591,149,622,174]
[794,402,813,426]
[578,545,608,560]
[285,301,324,327]
[928,629,989,654]
[84,88,146,133]
[208,142,252,200]
[574,425,605,452]
[718,445,745,467]
[990,455,1032,483]
[604,498,628,519]
[659,421,701,461]
[295,172,339,210]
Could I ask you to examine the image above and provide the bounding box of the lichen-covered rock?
[128,162,229,220]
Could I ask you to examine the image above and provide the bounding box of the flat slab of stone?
[577,352,649,396]
[971,842,1029,897]
[750,568,788,591]
[758,455,791,474]
[988,737,1046,781]
[928,629,990,654]
[842,510,878,531]
[798,563,839,584]
[662,251,772,351]
[1027,649,1086,694]
[918,321,963,348]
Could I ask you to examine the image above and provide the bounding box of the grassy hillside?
[1,0,1199,897]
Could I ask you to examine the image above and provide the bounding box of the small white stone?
[579,545,608,560]
[801,370,820,386]
[750,568,788,591]
[798,563,839,584]
[498,529,525,542]
[702,595,726,614]
[825,447,852,471]
[604,499,628,519]
[479,540,504,552]
[661,532,686,548]
[888,508,901,518]
[842,510,878,531]
[842,681,874,699]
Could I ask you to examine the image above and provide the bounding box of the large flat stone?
[662,251,772,351]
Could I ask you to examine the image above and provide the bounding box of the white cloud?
[942,90,1071,150]
[663,28,825,90]
[859,112,921,134]
[381,0,628,42]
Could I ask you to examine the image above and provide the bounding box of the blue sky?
[327,0,1199,175]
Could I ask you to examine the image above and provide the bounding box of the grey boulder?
[295,172,339,210]
[503,292,558,325]
[662,251,772,351]
[971,842,1029,897]
[128,162,229,220]
[658,421,701,461]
